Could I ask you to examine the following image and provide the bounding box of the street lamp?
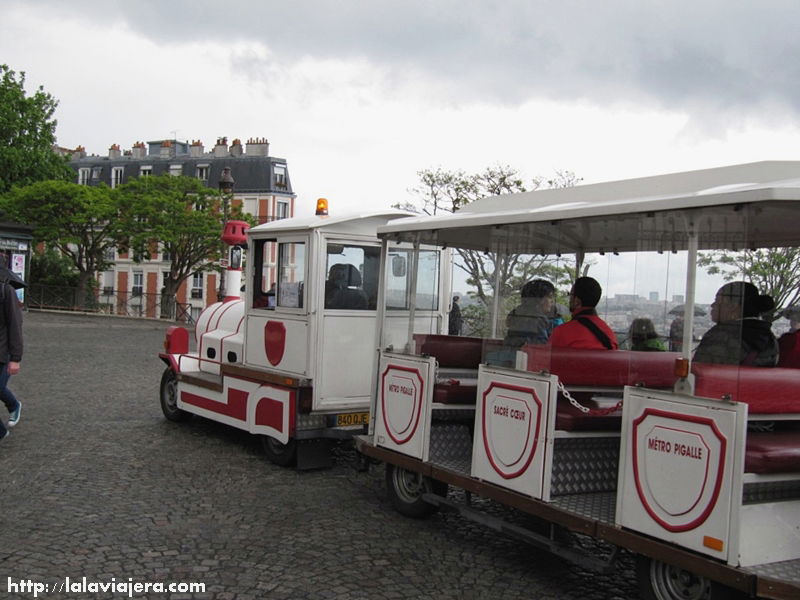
[218,166,235,300]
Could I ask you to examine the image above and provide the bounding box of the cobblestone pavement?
[0,311,641,599]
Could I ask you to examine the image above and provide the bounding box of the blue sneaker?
[8,401,20,428]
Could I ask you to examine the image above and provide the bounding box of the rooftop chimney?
[131,141,146,160]
[189,139,204,158]
[230,138,243,157]
[108,144,121,159]
[213,137,228,158]
[246,137,270,156]
[160,140,174,158]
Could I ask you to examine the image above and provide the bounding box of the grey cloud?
[18,0,800,120]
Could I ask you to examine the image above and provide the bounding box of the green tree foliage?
[698,248,800,320]
[402,166,581,335]
[117,174,233,318]
[0,64,72,193]
[0,180,121,305]
[30,247,80,288]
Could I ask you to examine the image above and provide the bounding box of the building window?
[103,247,115,262]
[132,271,143,297]
[169,164,182,177]
[274,164,287,188]
[78,168,90,185]
[191,272,203,299]
[92,167,102,180]
[140,166,152,177]
[101,270,114,295]
[111,167,125,189]
[196,165,209,182]
[276,200,289,220]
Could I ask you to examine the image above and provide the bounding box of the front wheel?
[385,464,448,518]
[635,555,735,600]
[160,368,191,422]
[261,436,297,467]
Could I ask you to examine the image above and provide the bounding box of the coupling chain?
[557,381,623,416]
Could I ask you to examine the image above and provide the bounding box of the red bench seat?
[523,346,680,388]
[555,395,622,431]
[693,364,800,414]
[415,334,484,368]
[433,382,477,405]
[745,431,800,474]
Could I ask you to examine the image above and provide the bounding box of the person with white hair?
[778,305,800,368]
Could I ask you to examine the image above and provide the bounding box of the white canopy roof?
[378,161,800,254]
[249,209,412,237]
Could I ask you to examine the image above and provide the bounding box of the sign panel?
[373,353,435,460]
[471,366,556,498]
[617,389,745,561]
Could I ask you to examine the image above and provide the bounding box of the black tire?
[635,555,735,600]
[385,464,448,518]
[160,368,191,422]
[261,436,298,467]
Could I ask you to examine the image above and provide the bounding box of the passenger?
[504,279,556,347]
[551,302,567,328]
[325,263,368,310]
[777,305,800,368]
[693,281,778,366]
[549,277,618,349]
[668,315,684,351]
[625,318,666,352]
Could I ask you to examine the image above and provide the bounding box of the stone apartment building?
[69,136,295,321]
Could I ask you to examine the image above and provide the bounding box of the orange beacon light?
[315,198,329,216]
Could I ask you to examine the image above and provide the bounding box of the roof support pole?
[674,226,698,395]
[490,253,502,339]
[404,234,421,354]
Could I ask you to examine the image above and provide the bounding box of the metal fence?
[26,284,196,324]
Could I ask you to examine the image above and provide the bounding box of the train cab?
[158,202,435,469]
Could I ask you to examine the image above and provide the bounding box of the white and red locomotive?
[158,202,425,468]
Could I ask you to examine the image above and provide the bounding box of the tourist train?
[159,163,800,599]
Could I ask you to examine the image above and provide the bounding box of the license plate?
[335,412,370,427]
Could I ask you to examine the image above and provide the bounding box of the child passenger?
[625,318,666,352]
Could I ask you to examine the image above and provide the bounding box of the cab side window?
[325,243,380,310]
[251,238,276,309]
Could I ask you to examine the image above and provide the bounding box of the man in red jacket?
[550,276,618,350]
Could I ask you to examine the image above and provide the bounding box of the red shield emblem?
[481,383,542,479]
[264,321,286,366]
[631,408,727,532]
[380,365,424,444]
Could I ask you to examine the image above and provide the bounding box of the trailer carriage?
[357,161,800,599]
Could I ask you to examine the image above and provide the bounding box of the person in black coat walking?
[0,269,24,441]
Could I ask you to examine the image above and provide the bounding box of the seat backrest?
[414,334,483,368]
[524,345,679,388]
[692,363,800,413]
[328,287,368,310]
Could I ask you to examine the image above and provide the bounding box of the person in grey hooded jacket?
[693,281,778,367]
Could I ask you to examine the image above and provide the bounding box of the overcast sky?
[3,0,800,219]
